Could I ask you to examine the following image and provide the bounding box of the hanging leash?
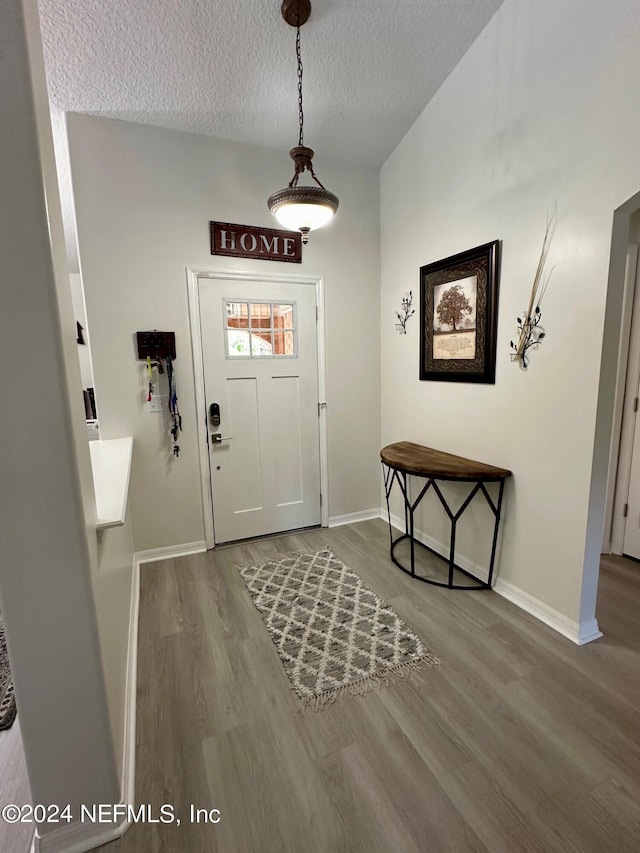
[166,355,182,457]
[146,356,154,402]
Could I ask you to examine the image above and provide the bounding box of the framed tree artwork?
[419,240,500,383]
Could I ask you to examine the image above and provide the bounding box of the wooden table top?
[381,441,512,481]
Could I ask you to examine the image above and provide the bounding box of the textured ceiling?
[38,0,505,170]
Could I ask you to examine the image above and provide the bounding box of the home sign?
[210,221,302,264]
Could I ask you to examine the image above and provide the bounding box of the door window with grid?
[224,300,297,358]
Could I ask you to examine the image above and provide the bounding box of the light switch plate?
[146,395,167,413]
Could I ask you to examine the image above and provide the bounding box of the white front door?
[199,277,321,543]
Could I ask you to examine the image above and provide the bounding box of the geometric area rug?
[0,615,17,730]
[237,547,440,711]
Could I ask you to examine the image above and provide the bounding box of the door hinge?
[318,401,327,416]
[623,503,629,517]
[320,493,323,507]
[634,398,638,413]
[315,305,318,323]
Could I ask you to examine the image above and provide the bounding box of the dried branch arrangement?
[395,291,415,335]
[510,207,558,368]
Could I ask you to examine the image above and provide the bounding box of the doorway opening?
[606,219,640,559]
[585,190,640,635]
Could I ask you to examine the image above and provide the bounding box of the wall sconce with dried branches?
[510,208,558,369]
[395,291,415,334]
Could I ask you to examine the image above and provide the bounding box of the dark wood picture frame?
[419,240,500,383]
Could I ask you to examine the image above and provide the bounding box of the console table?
[381,441,512,590]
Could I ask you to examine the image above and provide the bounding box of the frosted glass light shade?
[274,201,335,231]
[268,185,339,238]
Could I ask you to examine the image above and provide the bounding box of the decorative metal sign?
[210,221,302,264]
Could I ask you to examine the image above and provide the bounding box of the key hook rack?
[136,330,176,361]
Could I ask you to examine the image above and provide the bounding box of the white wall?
[66,116,381,551]
[380,0,640,632]
[0,0,120,841]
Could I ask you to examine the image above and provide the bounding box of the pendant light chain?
[267,0,339,242]
[296,25,304,147]
[290,21,326,191]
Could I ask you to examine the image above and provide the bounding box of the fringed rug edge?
[297,650,441,713]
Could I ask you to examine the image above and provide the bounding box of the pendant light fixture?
[267,0,339,244]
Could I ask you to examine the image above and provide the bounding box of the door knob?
[211,433,232,444]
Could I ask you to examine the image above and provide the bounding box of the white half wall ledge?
[90,437,133,529]
[385,513,603,646]
[328,508,383,527]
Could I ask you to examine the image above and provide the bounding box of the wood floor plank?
[348,691,489,852]
[154,559,183,637]
[376,669,476,779]
[502,667,640,792]
[289,693,358,762]
[316,742,423,853]
[587,774,640,849]
[0,718,34,853]
[203,704,341,853]
[438,760,549,853]
[531,774,640,853]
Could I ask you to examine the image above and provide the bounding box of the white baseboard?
[134,540,207,564]
[328,508,383,528]
[493,577,602,645]
[387,512,603,646]
[32,817,132,853]
[121,556,140,806]
[576,618,604,645]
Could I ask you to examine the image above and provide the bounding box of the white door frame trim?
[186,267,329,549]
